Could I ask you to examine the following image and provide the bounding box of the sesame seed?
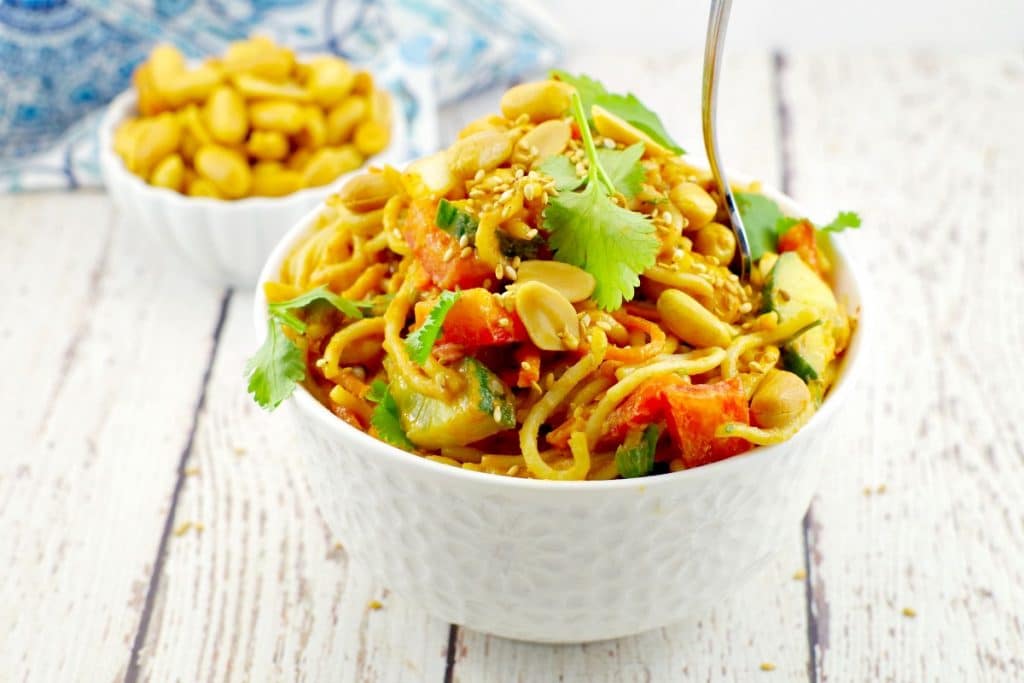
[596,320,612,332]
[483,278,493,288]
[460,246,473,259]
[525,228,539,239]
[498,317,511,328]
[459,234,470,248]
[563,333,579,350]
[368,599,384,610]
[507,465,520,476]
[443,246,455,261]
[493,405,503,422]
[523,183,536,201]
[504,265,518,281]
[495,264,505,280]
[351,366,366,379]
[739,302,753,314]
[529,145,540,157]
[515,168,524,179]
[602,137,616,149]
[520,360,531,371]
[876,484,887,494]
[579,313,591,327]
[512,256,521,268]
[499,189,514,203]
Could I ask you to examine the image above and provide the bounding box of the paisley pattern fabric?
[0,0,563,190]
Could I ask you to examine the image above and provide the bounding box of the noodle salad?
[247,73,859,481]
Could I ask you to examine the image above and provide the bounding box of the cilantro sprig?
[615,424,662,478]
[542,92,659,311]
[366,380,415,449]
[405,290,459,365]
[539,141,646,197]
[246,287,364,410]
[736,192,862,260]
[551,71,684,155]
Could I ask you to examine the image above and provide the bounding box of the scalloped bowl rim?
[254,174,869,492]
[98,88,409,210]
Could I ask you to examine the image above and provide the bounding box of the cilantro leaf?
[546,181,658,310]
[246,318,306,410]
[405,291,459,365]
[268,286,363,333]
[735,192,787,260]
[550,71,684,155]
[596,142,646,198]
[594,92,684,155]
[543,92,658,310]
[821,211,862,233]
[537,155,584,191]
[615,424,662,478]
[369,384,415,449]
[550,70,607,125]
[435,199,478,240]
[365,379,388,403]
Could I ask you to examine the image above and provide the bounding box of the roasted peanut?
[353,120,389,156]
[656,289,732,348]
[295,106,327,149]
[123,112,180,175]
[670,181,717,230]
[221,37,294,81]
[249,100,305,134]
[302,147,363,187]
[246,130,289,161]
[750,370,811,429]
[515,118,571,167]
[403,151,457,197]
[157,64,222,108]
[150,153,185,191]
[592,105,671,156]
[251,162,304,197]
[307,56,355,107]
[448,130,513,177]
[232,73,310,102]
[337,171,400,212]
[187,176,221,198]
[693,222,737,266]
[500,80,572,122]
[515,260,595,302]
[204,85,248,145]
[324,96,367,145]
[514,281,582,351]
[194,144,251,198]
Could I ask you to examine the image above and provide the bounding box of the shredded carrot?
[603,311,667,362]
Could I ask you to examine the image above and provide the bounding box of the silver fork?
[702,0,753,283]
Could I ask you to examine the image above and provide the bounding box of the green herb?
[245,318,307,411]
[498,231,544,260]
[369,384,415,449]
[736,192,862,259]
[543,92,659,311]
[820,211,862,233]
[551,71,684,155]
[365,379,389,403]
[435,199,478,240]
[405,291,459,365]
[246,288,364,410]
[538,142,645,198]
[615,424,662,478]
[468,358,515,427]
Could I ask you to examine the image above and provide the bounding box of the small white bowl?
[254,182,869,643]
[98,90,408,289]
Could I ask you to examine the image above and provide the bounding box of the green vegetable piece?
[435,199,478,240]
[615,424,662,478]
[820,211,861,233]
[370,383,416,449]
[365,379,389,403]
[405,290,460,365]
[736,192,787,261]
[245,318,306,411]
[468,358,515,428]
[543,91,659,311]
[267,285,363,334]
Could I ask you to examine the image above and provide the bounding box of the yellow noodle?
[321,317,386,379]
[568,375,614,413]
[716,402,815,445]
[341,263,388,299]
[425,455,462,467]
[327,384,371,422]
[520,329,608,480]
[644,265,715,299]
[584,347,727,447]
[439,446,484,463]
[722,309,818,378]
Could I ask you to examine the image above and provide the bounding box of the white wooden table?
[3,51,1023,682]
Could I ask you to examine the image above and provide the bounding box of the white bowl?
[254,184,868,643]
[99,90,408,289]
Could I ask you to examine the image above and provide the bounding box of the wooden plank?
[137,294,452,682]
[0,194,227,681]
[781,52,1024,680]
[450,51,815,682]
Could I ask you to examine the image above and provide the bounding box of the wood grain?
[137,295,452,682]
[781,52,1024,681]
[0,194,226,681]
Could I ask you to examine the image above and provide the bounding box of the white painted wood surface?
[2,51,1022,682]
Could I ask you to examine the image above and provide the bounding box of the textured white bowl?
[254,184,868,643]
[98,90,408,289]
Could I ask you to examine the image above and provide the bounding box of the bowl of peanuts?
[99,36,409,288]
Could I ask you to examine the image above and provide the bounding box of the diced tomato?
[403,199,494,289]
[414,288,528,348]
[604,376,685,445]
[662,377,751,468]
[777,221,823,276]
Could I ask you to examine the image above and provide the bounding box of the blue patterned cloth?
[0,0,563,191]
